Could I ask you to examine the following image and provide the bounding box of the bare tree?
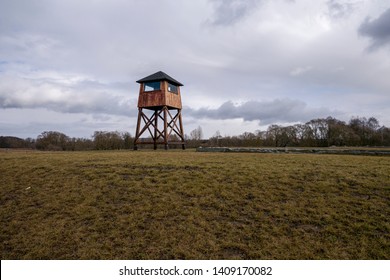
[36,131,70,151]
[189,126,203,140]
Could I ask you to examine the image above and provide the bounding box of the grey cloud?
[185,99,336,125]
[359,8,390,50]
[0,75,136,117]
[208,0,261,26]
[1,0,390,138]
[326,0,356,19]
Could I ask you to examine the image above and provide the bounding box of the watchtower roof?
[136,71,183,86]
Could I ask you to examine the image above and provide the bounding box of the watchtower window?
[168,83,178,94]
[144,81,161,91]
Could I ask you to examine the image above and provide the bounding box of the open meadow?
[0,149,389,259]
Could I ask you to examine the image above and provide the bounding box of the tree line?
[204,116,390,148]
[1,116,389,150]
[0,131,134,151]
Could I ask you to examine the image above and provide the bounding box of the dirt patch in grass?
[0,150,389,259]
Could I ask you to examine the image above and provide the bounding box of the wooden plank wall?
[137,81,182,109]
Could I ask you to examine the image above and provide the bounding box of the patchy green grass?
[0,150,389,259]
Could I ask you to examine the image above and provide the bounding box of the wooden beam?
[163,106,168,149]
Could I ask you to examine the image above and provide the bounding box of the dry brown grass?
[0,150,389,259]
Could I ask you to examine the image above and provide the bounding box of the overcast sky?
[1,0,390,139]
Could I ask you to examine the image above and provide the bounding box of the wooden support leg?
[154,109,158,150]
[178,109,186,149]
[134,108,142,150]
[163,106,168,150]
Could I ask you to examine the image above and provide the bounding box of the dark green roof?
[136,71,183,86]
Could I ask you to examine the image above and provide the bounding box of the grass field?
[0,150,389,259]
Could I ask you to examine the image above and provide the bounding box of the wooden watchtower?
[134,71,186,150]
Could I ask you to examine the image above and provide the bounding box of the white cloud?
[289,66,313,76]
